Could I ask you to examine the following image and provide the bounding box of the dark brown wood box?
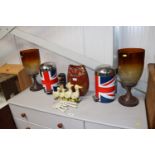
[0,64,32,91]
[146,63,155,129]
[0,74,19,100]
[0,74,18,129]
[0,64,32,129]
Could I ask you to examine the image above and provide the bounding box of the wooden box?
[0,64,32,91]
[0,74,19,100]
[146,63,155,129]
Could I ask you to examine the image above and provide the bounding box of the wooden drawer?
[14,118,47,129]
[85,121,121,129]
[9,104,84,129]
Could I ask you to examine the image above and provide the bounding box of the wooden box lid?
[0,64,24,75]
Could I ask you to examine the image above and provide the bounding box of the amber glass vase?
[118,48,145,107]
[20,49,42,91]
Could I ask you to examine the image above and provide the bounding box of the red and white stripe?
[95,76,116,100]
[41,71,58,92]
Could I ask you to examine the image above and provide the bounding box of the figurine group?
[53,82,82,103]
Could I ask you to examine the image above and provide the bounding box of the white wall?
[17,26,84,55]
[83,26,113,65]
[11,26,114,69]
[0,34,17,65]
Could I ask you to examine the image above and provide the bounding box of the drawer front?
[85,121,121,129]
[14,118,47,129]
[9,104,84,129]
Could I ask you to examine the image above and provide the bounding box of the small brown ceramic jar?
[67,64,89,96]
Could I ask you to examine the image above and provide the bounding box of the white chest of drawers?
[8,89,148,129]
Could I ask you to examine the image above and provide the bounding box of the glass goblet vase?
[118,48,145,107]
[20,49,43,91]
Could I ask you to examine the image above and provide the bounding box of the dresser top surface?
[8,89,148,129]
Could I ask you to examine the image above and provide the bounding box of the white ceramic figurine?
[53,87,61,99]
[71,85,82,102]
[64,82,73,100]
[59,85,66,99]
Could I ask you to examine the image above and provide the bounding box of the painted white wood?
[11,28,101,70]
[0,27,15,39]
[8,89,148,129]
[85,121,121,129]
[10,104,84,129]
[14,118,47,129]
[0,102,8,109]
[84,26,113,66]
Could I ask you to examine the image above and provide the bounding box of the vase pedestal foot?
[30,74,43,91]
[118,95,139,107]
[30,83,43,91]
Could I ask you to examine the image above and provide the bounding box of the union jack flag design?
[95,75,116,103]
[41,69,58,93]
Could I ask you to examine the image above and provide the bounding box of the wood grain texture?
[17,69,32,91]
[0,64,23,74]
[145,63,155,128]
[0,75,19,100]
[0,64,32,91]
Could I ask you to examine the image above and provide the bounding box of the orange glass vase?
[118,48,145,107]
[20,49,42,91]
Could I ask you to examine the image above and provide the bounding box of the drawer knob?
[57,123,63,128]
[21,113,26,118]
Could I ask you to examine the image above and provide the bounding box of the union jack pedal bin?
[94,65,116,103]
[40,62,58,94]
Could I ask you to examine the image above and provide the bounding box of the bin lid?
[95,65,115,76]
[40,62,56,71]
